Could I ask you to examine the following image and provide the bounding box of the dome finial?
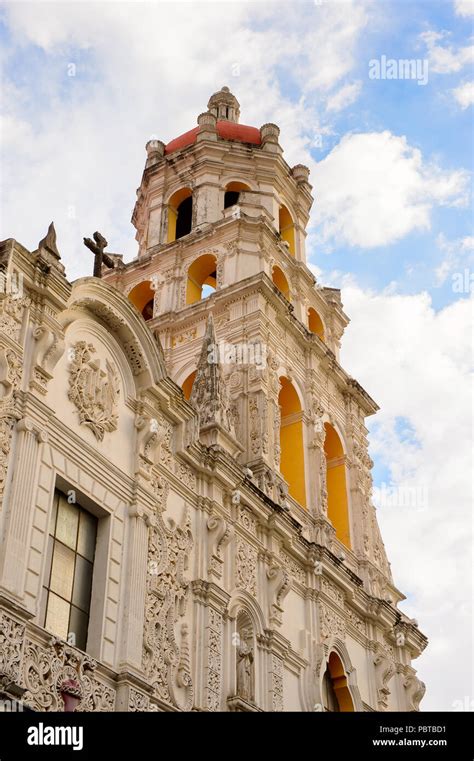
[207,86,240,123]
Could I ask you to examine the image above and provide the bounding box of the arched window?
[128,281,155,321]
[322,652,354,712]
[324,423,351,548]
[279,205,296,256]
[272,265,290,301]
[181,370,196,400]
[308,307,325,342]
[279,378,306,508]
[186,254,217,305]
[224,181,250,209]
[168,188,192,242]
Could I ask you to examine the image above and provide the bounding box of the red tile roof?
[165,121,261,154]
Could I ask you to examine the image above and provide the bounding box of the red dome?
[165,121,261,154]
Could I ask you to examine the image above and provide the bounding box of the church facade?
[0,87,427,713]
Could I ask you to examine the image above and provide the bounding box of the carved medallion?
[68,341,120,441]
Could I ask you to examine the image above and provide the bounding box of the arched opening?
[168,188,192,242]
[279,205,296,256]
[324,423,351,548]
[127,281,155,321]
[308,307,325,342]
[279,377,306,508]
[322,652,354,712]
[224,181,250,209]
[272,266,290,301]
[186,254,217,305]
[181,370,196,400]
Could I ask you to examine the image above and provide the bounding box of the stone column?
[0,417,48,601]
[118,504,151,673]
[191,580,229,711]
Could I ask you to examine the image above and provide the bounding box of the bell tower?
[103,87,426,712]
[104,86,351,513]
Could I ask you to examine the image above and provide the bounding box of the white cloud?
[325,81,362,112]
[313,131,469,248]
[435,233,474,285]
[420,30,474,74]
[454,0,474,16]
[453,80,474,108]
[0,0,371,273]
[340,282,473,710]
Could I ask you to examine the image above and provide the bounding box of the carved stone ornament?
[0,611,25,685]
[0,346,23,506]
[68,341,120,441]
[266,562,291,627]
[143,502,194,711]
[22,638,115,712]
[236,629,255,702]
[373,642,395,711]
[207,513,234,579]
[404,670,426,712]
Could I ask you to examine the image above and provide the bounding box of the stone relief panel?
[67,341,120,441]
[271,654,284,712]
[0,345,23,506]
[235,540,258,597]
[22,638,116,712]
[319,603,346,641]
[0,611,25,685]
[143,494,194,711]
[279,549,305,586]
[207,608,223,711]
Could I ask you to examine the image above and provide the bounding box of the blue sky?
[0,0,472,711]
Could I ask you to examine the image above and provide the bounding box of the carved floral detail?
[128,688,150,712]
[319,603,345,640]
[22,639,115,712]
[235,540,257,596]
[271,654,284,712]
[143,502,194,710]
[207,608,223,711]
[0,612,25,684]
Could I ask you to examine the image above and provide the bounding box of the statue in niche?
[236,629,255,702]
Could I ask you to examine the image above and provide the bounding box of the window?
[41,491,97,650]
[186,254,217,305]
[167,188,193,242]
[181,370,196,400]
[224,181,250,210]
[324,424,351,548]
[322,653,354,712]
[278,377,306,508]
[278,205,296,256]
[128,280,155,321]
[308,307,325,342]
[272,265,290,301]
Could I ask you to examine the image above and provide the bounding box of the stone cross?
[83,231,115,278]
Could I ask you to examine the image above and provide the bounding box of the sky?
[0,0,473,711]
